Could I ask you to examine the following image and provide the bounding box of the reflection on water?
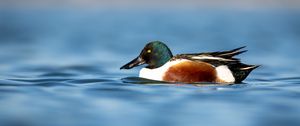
[0,9,300,126]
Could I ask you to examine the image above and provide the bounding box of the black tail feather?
[230,64,260,83]
[230,46,246,52]
[217,46,247,58]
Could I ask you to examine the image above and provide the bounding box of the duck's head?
[120,41,173,69]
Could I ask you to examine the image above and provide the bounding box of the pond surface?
[0,9,300,126]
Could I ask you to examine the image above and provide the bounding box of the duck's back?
[169,46,259,83]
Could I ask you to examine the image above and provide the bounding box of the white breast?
[139,59,188,81]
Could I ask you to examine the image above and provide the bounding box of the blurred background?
[1,0,300,71]
[0,0,300,126]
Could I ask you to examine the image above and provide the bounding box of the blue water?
[0,9,300,126]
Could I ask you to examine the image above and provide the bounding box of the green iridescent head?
[120,41,173,69]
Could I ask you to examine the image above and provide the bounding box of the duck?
[120,41,259,83]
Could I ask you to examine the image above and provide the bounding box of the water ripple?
[39,72,77,77]
[66,78,112,84]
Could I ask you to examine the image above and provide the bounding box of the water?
[0,9,300,126]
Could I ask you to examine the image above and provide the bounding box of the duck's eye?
[147,49,151,53]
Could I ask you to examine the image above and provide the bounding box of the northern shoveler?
[120,41,259,83]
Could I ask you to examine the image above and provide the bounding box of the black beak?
[120,57,146,69]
